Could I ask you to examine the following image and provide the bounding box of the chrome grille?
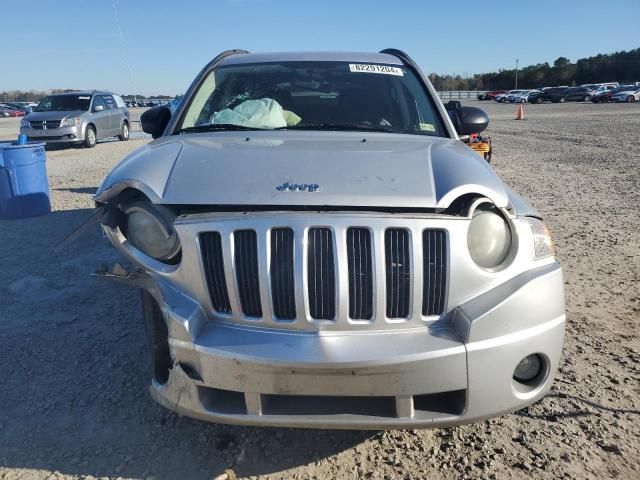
[200,232,231,314]
[307,228,336,320]
[29,120,61,129]
[385,229,411,319]
[270,228,296,320]
[422,230,447,316]
[347,228,373,320]
[233,230,262,317]
[196,219,448,329]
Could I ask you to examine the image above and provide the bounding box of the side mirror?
[94,105,104,112]
[140,105,172,139]
[444,100,489,135]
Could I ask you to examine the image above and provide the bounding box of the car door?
[102,95,118,134]
[91,95,110,138]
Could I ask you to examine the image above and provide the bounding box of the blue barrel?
[0,142,51,219]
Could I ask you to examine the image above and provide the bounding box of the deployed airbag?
[211,98,293,129]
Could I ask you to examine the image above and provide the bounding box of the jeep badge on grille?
[276,182,320,192]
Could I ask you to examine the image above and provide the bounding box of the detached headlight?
[60,116,80,127]
[20,119,30,128]
[467,204,513,269]
[524,217,554,260]
[123,202,180,261]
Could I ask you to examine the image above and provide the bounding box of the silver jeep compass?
[20,91,130,147]
[95,49,565,429]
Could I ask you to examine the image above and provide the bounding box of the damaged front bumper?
[100,261,565,429]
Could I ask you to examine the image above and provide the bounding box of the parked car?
[553,87,595,103]
[477,89,507,101]
[494,90,526,102]
[0,107,11,118]
[3,102,33,114]
[591,85,633,103]
[590,85,616,97]
[20,91,130,148]
[0,105,25,117]
[610,87,640,103]
[528,87,567,104]
[509,90,542,103]
[95,49,565,429]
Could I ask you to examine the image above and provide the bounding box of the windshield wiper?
[174,123,267,135]
[277,123,397,133]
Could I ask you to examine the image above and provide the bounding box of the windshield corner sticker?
[349,64,404,76]
[419,123,435,132]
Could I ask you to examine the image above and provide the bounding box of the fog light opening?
[513,354,543,385]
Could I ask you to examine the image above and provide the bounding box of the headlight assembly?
[524,217,555,260]
[467,203,513,269]
[123,202,180,261]
[60,116,80,127]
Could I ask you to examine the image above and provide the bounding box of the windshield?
[176,61,446,136]
[36,94,91,112]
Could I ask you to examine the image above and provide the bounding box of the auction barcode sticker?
[349,64,404,76]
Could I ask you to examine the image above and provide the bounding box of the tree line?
[428,47,640,91]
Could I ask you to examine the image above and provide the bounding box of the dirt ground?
[0,101,638,480]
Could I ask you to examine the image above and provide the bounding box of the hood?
[96,131,509,209]
[25,110,85,121]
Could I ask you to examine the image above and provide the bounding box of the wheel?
[84,125,96,148]
[584,95,592,102]
[118,121,130,141]
[559,97,566,103]
[627,96,636,103]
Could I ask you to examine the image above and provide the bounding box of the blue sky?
[1,0,638,95]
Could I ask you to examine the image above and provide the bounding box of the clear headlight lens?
[60,116,80,127]
[124,203,180,261]
[20,119,30,127]
[467,205,512,269]
[524,217,554,260]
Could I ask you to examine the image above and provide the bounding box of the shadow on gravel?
[54,186,98,195]
[515,392,640,422]
[0,208,374,480]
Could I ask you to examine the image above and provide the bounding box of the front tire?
[119,121,130,141]
[627,96,636,103]
[84,125,96,148]
[584,95,592,102]
[559,97,566,103]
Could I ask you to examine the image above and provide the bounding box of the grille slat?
[422,230,447,316]
[307,228,336,320]
[200,232,232,314]
[347,228,373,320]
[201,223,447,326]
[270,228,296,320]
[234,230,262,317]
[385,229,411,318]
[29,120,61,129]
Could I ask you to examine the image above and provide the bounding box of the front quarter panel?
[95,141,183,203]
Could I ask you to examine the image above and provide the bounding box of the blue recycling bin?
[0,142,51,219]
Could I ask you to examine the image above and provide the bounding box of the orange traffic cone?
[515,103,525,120]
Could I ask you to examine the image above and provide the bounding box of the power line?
[111,0,141,129]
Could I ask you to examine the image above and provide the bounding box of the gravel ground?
[0,101,638,480]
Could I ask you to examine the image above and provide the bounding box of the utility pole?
[515,59,519,89]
